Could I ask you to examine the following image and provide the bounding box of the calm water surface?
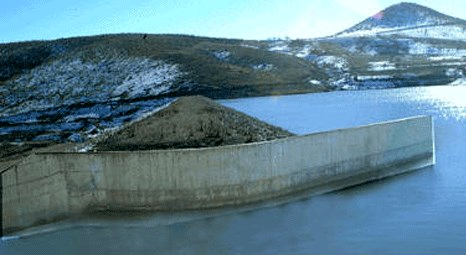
[2,86,466,254]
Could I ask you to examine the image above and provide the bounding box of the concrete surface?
[1,116,435,234]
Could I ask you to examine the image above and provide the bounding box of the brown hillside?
[96,96,293,150]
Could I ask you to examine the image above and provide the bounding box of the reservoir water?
[2,86,466,254]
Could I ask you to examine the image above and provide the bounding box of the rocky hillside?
[95,96,293,150]
[0,34,327,144]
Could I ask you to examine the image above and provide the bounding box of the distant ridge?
[336,2,466,36]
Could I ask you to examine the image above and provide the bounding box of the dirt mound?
[96,96,293,150]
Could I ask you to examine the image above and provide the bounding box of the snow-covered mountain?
[335,2,466,40]
[258,2,466,90]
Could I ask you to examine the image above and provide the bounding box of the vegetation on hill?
[96,96,294,150]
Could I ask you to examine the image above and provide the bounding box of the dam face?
[1,116,435,235]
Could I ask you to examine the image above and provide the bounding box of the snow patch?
[341,84,358,90]
[388,25,466,41]
[336,27,399,38]
[296,45,314,58]
[76,144,95,152]
[450,78,466,85]
[65,113,100,123]
[252,64,274,71]
[315,56,349,71]
[240,44,259,49]
[268,42,292,54]
[408,41,434,55]
[445,68,464,78]
[330,75,352,88]
[429,56,466,61]
[368,61,396,71]
[212,50,231,60]
[93,100,173,143]
[309,80,322,85]
[113,61,180,98]
[337,24,466,41]
[357,75,393,80]
[406,41,466,56]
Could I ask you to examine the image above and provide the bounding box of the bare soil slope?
[96,96,293,150]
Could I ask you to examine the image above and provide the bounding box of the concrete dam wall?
[1,116,435,234]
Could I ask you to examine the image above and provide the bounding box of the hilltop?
[335,2,466,39]
[337,2,466,36]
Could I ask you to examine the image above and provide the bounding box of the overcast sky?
[1,0,466,43]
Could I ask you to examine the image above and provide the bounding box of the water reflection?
[424,86,466,120]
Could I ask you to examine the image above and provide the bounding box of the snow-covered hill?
[336,2,466,40]
[259,2,466,90]
[0,35,327,144]
[1,56,185,117]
